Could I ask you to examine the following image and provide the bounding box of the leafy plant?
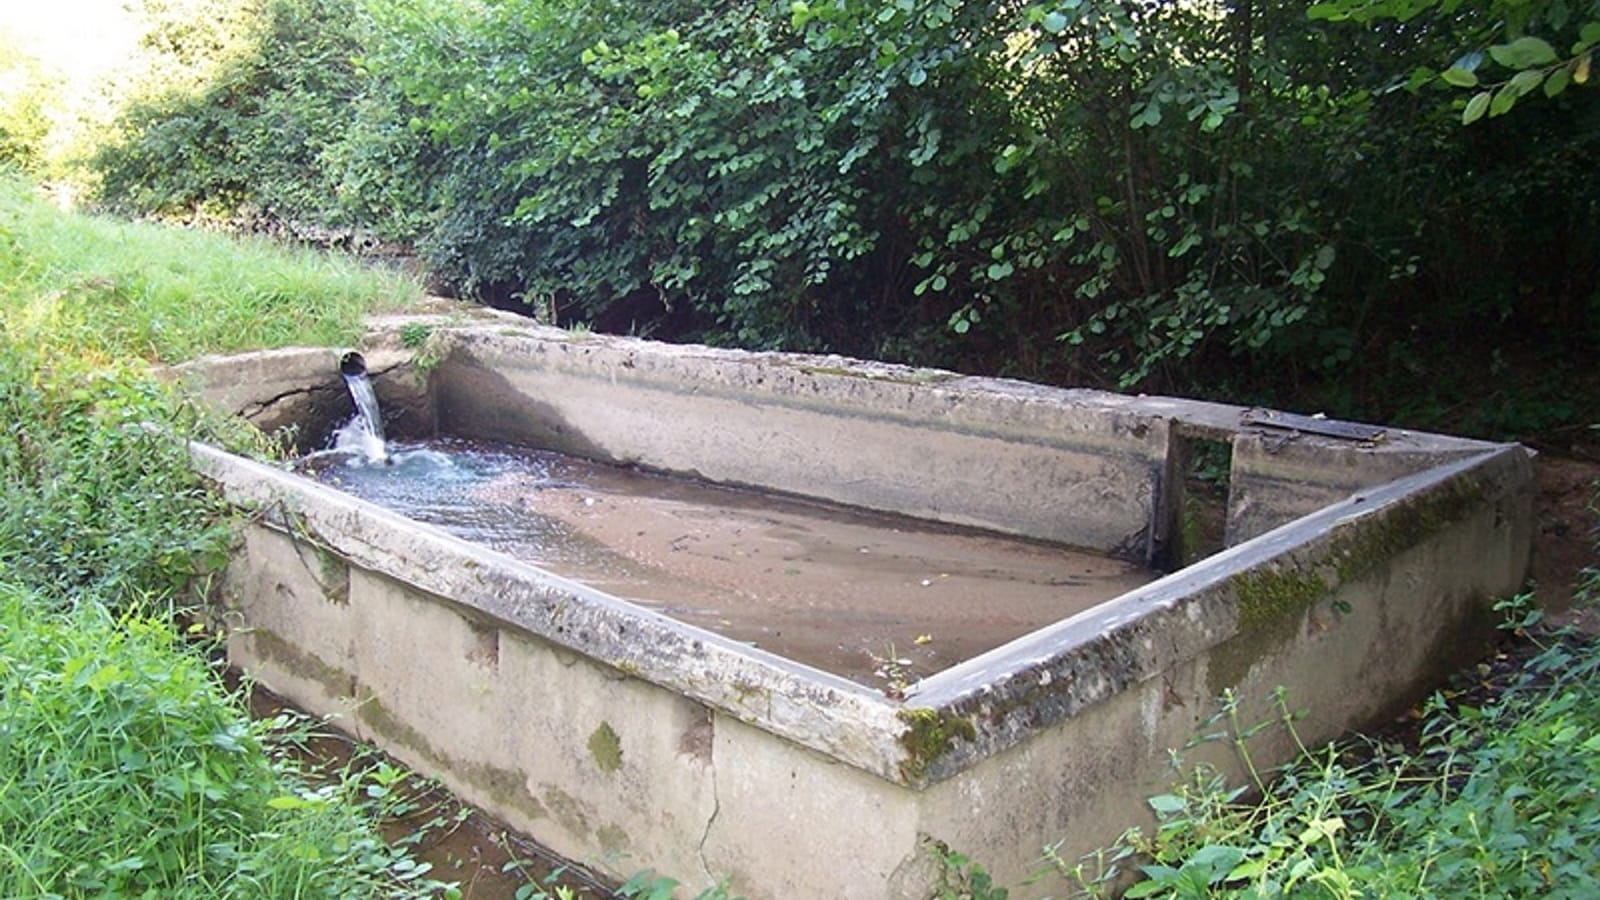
[616,870,741,900]
[0,35,55,174]
[0,583,456,899]
[934,845,1010,900]
[1310,0,1598,123]
[1041,617,1600,899]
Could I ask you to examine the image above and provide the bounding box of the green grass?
[0,174,418,364]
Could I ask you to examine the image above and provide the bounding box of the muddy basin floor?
[300,438,1155,686]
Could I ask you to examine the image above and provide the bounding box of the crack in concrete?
[240,381,342,420]
[696,710,721,884]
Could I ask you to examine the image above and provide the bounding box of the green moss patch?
[587,721,623,774]
[897,708,978,783]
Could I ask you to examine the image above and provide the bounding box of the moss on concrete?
[1332,475,1486,584]
[357,694,549,824]
[1208,565,1328,697]
[588,721,623,774]
[1233,566,1327,633]
[314,545,350,604]
[539,785,592,838]
[245,628,353,700]
[596,823,631,855]
[897,708,977,783]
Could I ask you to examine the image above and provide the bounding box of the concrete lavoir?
[175,310,1533,899]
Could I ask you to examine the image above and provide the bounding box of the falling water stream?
[337,351,390,465]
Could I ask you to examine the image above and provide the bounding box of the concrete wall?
[188,317,1536,899]
[431,328,1170,559]
[910,447,1534,888]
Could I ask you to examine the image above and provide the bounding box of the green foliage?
[0,342,233,605]
[615,870,741,900]
[934,845,1010,900]
[0,583,454,898]
[93,0,375,232]
[75,0,1600,438]
[0,36,55,174]
[1310,0,1598,122]
[1043,624,1600,899]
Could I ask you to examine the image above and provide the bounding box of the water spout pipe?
[339,350,369,378]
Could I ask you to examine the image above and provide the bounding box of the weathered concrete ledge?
[187,317,1534,898]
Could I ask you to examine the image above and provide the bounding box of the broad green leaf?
[1488,85,1518,116]
[1462,90,1491,123]
[1042,11,1068,34]
[1188,844,1247,876]
[1168,231,1200,257]
[1544,66,1570,96]
[1441,66,1478,87]
[1488,36,1558,69]
[1507,68,1545,97]
[1148,793,1186,814]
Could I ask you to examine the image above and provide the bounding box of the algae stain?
[247,628,353,700]
[896,708,977,783]
[313,545,350,604]
[1207,565,1329,697]
[1232,566,1326,633]
[596,823,631,854]
[588,721,623,774]
[541,785,592,838]
[1333,477,1484,584]
[358,695,548,823]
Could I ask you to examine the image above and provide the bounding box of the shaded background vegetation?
[10,0,1598,445]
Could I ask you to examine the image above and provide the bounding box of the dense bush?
[0,36,55,173]
[86,0,1600,438]
[92,0,368,233]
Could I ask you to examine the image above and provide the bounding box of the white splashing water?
[339,371,391,465]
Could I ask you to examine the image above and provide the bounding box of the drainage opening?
[1180,435,1231,566]
[1158,431,1233,570]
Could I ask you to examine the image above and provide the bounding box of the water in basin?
[299,438,1156,687]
